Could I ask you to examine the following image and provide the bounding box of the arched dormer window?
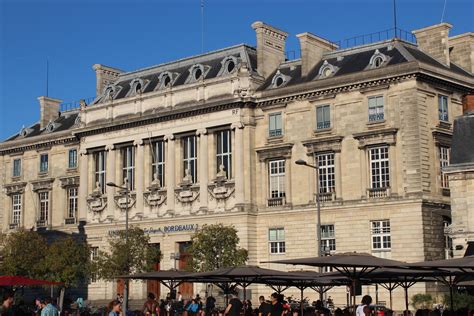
[218,56,238,76]
[45,120,57,133]
[129,78,145,96]
[318,60,338,78]
[157,72,174,90]
[369,49,389,69]
[19,125,32,138]
[271,70,291,88]
[186,64,209,84]
[103,85,117,101]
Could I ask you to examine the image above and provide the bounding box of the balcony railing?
[9,223,19,230]
[65,217,77,225]
[316,121,331,130]
[269,129,283,137]
[267,197,285,207]
[367,187,390,199]
[36,219,47,228]
[317,192,336,202]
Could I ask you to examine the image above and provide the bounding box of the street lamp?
[107,179,130,314]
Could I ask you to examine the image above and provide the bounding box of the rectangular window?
[94,151,106,194]
[122,146,135,190]
[68,187,78,219]
[39,192,49,222]
[90,247,99,283]
[439,146,451,189]
[183,136,197,183]
[316,153,335,193]
[151,141,166,187]
[316,105,331,130]
[39,154,49,173]
[438,95,449,122]
[216,130,232,179]
[269,112,283,137]
[320,224,336,252]
[12,159,21,177]
[368,96,384,122]
[269,160,285,198]
[269,228,285,254]
[68,149,78,169]
[369,146,390,188]
[371,220,391,250]
[12,194,22,225]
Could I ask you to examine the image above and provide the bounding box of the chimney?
[412,23,452,66]
[463,94,474,114]
[297,32,337,77]
[38,96,62,129]
[251,21,288,78]
[449,32,474,73]
[92,64,123,96]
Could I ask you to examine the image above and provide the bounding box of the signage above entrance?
[108,224,199,237]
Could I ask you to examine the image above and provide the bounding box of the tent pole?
[404,285,408,313]
[375,284,378,304]
[449,275,454,310]
[389,287,393,311]
[352,277,356,316]
[243,284,247,301]
[300,287,304,316]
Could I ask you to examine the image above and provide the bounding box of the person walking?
[108,300,122,316]
[143,293,158,316]
[40,297,58,316]
[270,293,284,316]
[356,295,372,316]
[258,296,271,316]
[224,294,242,316]
[205,295,216,316]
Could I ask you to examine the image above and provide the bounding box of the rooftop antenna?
[393,0,398,38]
[441,0,447,22]
[201,0,204,53]
[46,59,49,97]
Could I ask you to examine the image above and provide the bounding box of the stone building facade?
[1,22,473,309]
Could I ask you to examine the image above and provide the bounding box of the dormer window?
[157,72,174,90]
[104,85,116,101]
[271,70,290,88]
[193,67,203,80]
[129,78,145,96]
[186,64,208,84]
[369,49,388,69]
[46,121,56,133]
[318,60,337,78]
[19,126,31,138]
[218,56,238,76]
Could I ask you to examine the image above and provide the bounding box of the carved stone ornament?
[175,170,200,204]
[87,181,107,213]
[59,176,80,188]
[31,178,54,192]
[5,182,27,196]
[302,136,344,154]
[143,173,167,207]
[353,128,398,149]
[208,166,235,201]
[256,143,294,162]
[114,190,137,210]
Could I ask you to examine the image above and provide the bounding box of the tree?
[95,226,162,280]
[42,236,91,287]
[187,224,248,272]
[0,229,48,278]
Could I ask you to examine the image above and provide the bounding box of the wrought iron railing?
[36,219,47,227]
[9,223,19,230]
[65,217,77,225]
[60,96,95,113]
[267,197,285,207]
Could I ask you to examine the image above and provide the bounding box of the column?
[197,129,208,212]
[134,139,144,214]
[106,145,116,219]
[78,149,88,222]
[232,123,245,205]
[165,134,175,212]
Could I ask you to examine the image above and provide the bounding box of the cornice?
[0,135,78,156]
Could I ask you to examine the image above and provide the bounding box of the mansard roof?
[92,44,257,105]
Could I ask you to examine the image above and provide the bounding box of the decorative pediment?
[302,136,344,154]
[353,128,398,149]
[4,182,27,195]
[31,178,54,192]
[432,128,452,147]
[256,143,293,162]
[59,176,80,188]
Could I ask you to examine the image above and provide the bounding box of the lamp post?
[107,179,130,314]
[295,159,323,301]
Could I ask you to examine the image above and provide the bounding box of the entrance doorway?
[147,243,161,299]
[178,241,193,298]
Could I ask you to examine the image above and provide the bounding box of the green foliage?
[0,229,48,278]
[187,224,248,272]
[411,293,433,309]
[444,292,474,309]
[42,237,91,287]
[95,226,162,280]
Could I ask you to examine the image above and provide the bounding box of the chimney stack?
[38,96,62,129]
[449,33,474,73]
[92,64,123,97]
[412,23,452,67]
[297,32,337,77]
[251,21,288,78]
[463,94,474,115]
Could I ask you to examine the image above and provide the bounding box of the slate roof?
[450,113,474,165]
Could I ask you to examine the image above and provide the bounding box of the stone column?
[78,149,88,222]
[106,145,116,220]
[197,129,208,212]
[134,139,144,215]
[232,123,245,205]
[165,134,175,213]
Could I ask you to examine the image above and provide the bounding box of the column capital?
[164,134,175,141]
[133,139,144,146]
[79,149,88,156]
[231,122,244,130]
[105,144,115,151]
[196,128,208,136]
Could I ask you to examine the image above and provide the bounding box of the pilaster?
[165,134,175,213]
[232,123,245,205]
[78,149,88,222]
[197,129,208,212]
[134,139,145,215]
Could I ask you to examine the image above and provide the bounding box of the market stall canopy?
[405,255,474,272]
[120,269,192,280]
[185,265,293,284]
[0,276,63,286]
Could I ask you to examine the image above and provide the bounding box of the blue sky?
[1,0,472,140]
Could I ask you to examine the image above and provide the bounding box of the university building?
[0,21,473,309]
